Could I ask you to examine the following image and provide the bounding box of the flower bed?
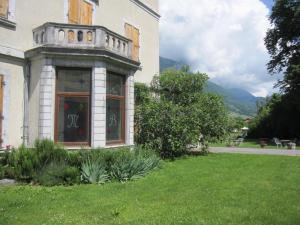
[0,140,160,186]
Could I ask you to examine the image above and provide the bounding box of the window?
[106,73,125,144]
[125,23,140,61]
[55,68,91,146]
[69,0,93,25]
[0,0,9,19]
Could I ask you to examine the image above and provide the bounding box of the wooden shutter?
[0,0,9,18]
[125,23,140,61]
[69,0,80,24]
[80,0,93,25]
[132,27,140,61]
[125,23,133,40]
[0,75,4,146]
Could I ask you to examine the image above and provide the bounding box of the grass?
[210,139,300,150]
[1,154,300,225]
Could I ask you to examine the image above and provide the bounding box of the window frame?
[106,72,126,145]
[54,67,92,147]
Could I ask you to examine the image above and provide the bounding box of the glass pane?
[57,69,91,92]
[107,73,125,96]
[106,98,123,141]
[57,97,89,143]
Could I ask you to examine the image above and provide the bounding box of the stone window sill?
[0,17,16,29]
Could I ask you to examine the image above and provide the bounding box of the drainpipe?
[22,61,30,146]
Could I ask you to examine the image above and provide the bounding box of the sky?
[159,0,280,97]
[261,0,275,9]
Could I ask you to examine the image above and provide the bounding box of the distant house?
[0,0,160,148]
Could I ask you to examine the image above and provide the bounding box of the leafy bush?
[6,140,69,181]
[135,68,230,158]
[136,101,199,158]
[81,158,108,184]
[8,146,39,180]
[135,82,152,106]
[2,166,15,179]
[0,151,9,166]
[0,166,4,180]
[35,162,80,186]
[34,139,68,168]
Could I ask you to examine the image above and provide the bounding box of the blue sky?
[262,0,274,9]
[159,0,280,97]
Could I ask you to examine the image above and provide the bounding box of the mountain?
[160,56,262,117]
[205,82,262,117]
[160,56,187,71]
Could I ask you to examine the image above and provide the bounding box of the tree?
[135,68,230,158]
[265,0,300,92]
[253,0,300,138]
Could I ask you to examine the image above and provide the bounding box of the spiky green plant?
[110,149,160,182]
[81,158,108,184]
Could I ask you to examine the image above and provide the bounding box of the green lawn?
[210,139,300,150]
[1,154,300,225]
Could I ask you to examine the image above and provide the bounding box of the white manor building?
[0,0,160,148]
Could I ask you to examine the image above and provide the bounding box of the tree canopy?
[265,0,300,92]
[134,68,230,158]
[250,0,300,138]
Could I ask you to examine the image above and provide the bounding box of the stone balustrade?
[33,22,133,60]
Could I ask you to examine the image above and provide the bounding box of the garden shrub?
[8,146,39,181]
[35,162,80,186]
[67,151,84,168]
[0,166,4,180]
[34,139,68,168]
[81,157,108,184]
[135,68,229,158]
[6,140,69,182]
[2,166,15,179]
[79,147,160,183]
[109,148,160,182]
[3,139,160,185]
[136,101,199,158]
[0,151,8,166]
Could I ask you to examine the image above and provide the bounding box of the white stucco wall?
[0,60,24,148]
[141,0,159,12]
[95,0,160,83]
[0,0,64,50]
[28,57,42,146]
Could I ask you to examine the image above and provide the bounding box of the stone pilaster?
[91,62,106,148]
[38,59,55,140]
[126,73,135,146]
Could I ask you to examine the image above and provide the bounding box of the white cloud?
[159,0,280,97]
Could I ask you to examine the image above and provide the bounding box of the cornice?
[130,0,160,20]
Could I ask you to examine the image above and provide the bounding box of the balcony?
[27,22,139,67]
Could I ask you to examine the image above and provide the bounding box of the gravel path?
[210,147,300,156]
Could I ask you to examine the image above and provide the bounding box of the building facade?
[0,0,160,148]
